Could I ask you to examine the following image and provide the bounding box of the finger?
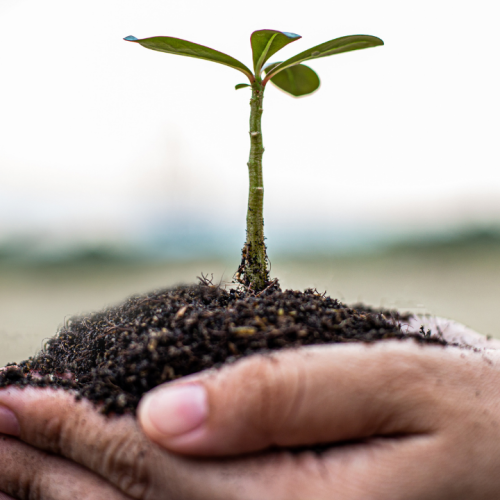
[0,435,131,500]
[190,435,446,500]
[0,387,181,500]
[406,315,500,350]
[138,340,484,456]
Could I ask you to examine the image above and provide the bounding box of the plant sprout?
[124,30,383,291]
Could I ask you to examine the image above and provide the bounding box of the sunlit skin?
[1,318,500,499]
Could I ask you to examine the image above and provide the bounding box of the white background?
[1,0,499,250]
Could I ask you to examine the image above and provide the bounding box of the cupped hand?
[137,317,500,499]
[1,317,500,499]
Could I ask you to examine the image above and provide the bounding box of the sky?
[1,0,499,255]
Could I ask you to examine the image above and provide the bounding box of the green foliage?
[125,29,383,290]
[123,35,253,81]
[125,32,383,98]
[264,63,320,97]
[262,35,384,84]
[250,30,301,76]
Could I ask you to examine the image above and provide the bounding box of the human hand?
[1,317,500,499]
[136,317,500,499]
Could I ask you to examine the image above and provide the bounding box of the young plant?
[124,30,383,291]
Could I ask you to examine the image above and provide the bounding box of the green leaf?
[235,83,251,90]
[124,35,254,81]
[250,30,301,75]
[263,35,383,83]
[264,63,320,97]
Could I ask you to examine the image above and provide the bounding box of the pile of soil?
[0,280,446,415]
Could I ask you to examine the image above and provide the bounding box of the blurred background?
[1,0,499,366]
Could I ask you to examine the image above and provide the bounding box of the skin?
[1,317,500,499]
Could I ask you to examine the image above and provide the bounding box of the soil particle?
[0,282,446,415]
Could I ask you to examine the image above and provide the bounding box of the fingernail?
[146,384,208,438]
[0,405,20,437]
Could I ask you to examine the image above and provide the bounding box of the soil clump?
[0,280,446,415]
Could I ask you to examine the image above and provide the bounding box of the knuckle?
[277,359,308,431]
[22,471,43,500]
[244,353,306,437]
[5,474,36,500]
[90,426,157,499]
[43,408,90,460]
[24,400,158,499]
[24,412,65,455]
[0,439,45,500]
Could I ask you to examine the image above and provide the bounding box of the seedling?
[124,30,383,291]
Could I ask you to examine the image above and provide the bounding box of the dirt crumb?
[0,282,446,415]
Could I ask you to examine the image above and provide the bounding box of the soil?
[0,279,446,415]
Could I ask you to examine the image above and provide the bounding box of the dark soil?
[0,280,446,415]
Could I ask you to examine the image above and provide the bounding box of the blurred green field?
[1,240,499,367]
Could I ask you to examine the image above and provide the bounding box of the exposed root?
[234,241,272,292]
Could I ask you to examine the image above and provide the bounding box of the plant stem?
[237,81,269,291]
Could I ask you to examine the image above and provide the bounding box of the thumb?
[138,341,453,456]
